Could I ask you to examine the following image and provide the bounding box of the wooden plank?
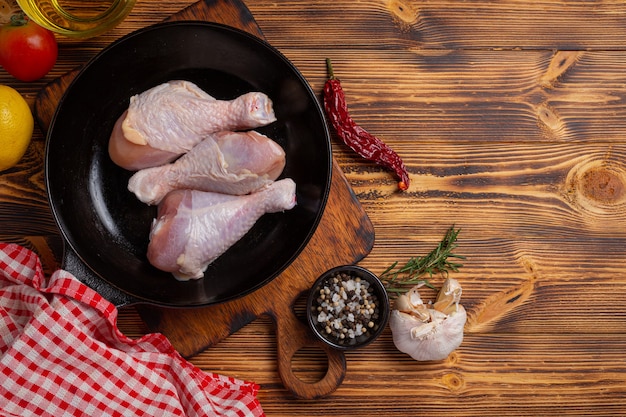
[256,49,626,143]
[165,313,626,416]
[0,140,57,236]
[247,0,626,50]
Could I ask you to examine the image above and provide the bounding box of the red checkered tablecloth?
[0,243,265,416]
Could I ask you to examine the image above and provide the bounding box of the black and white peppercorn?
[312,271,381,344]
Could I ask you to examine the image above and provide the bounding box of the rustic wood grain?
[4,0,626,414]
[246,0,626,51]
[183,319,626,416]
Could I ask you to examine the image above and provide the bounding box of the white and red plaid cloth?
[0,243,265,417]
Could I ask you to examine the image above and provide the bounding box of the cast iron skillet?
[45,21,332,307]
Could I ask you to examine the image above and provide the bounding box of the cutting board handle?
[272,301,346,399]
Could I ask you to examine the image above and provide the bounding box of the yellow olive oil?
[16,0,135,38]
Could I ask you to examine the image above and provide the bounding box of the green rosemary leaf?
[379,261,399,278]
[379,225,465,296]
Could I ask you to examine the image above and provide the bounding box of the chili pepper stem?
[326,58,336,80]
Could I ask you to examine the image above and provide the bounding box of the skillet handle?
[62,243,138,308]
[271,306,346,399]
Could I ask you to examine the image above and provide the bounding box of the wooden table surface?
[3,0,626,415]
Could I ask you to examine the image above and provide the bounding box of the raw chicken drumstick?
[147,178,297,281]
[109,80,277,170]
[127,130,286,205]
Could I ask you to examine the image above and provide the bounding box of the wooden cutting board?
[34,0,375,400]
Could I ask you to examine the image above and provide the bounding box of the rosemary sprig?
[380,225,465,296]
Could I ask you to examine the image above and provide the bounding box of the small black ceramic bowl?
[306,265,390,350]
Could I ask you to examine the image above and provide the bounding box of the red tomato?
[0,13,58,82]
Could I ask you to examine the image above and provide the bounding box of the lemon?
[0,85,34,172]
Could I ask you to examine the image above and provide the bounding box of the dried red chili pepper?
[323,58,410,191]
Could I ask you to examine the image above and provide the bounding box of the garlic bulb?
[390,278,466,361]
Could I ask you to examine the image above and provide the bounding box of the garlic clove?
[395,289,429,321]
[394,293,413,312]
[406,284,425,306]
[433,277,462,315]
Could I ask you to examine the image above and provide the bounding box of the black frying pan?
[45,21,332,307]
